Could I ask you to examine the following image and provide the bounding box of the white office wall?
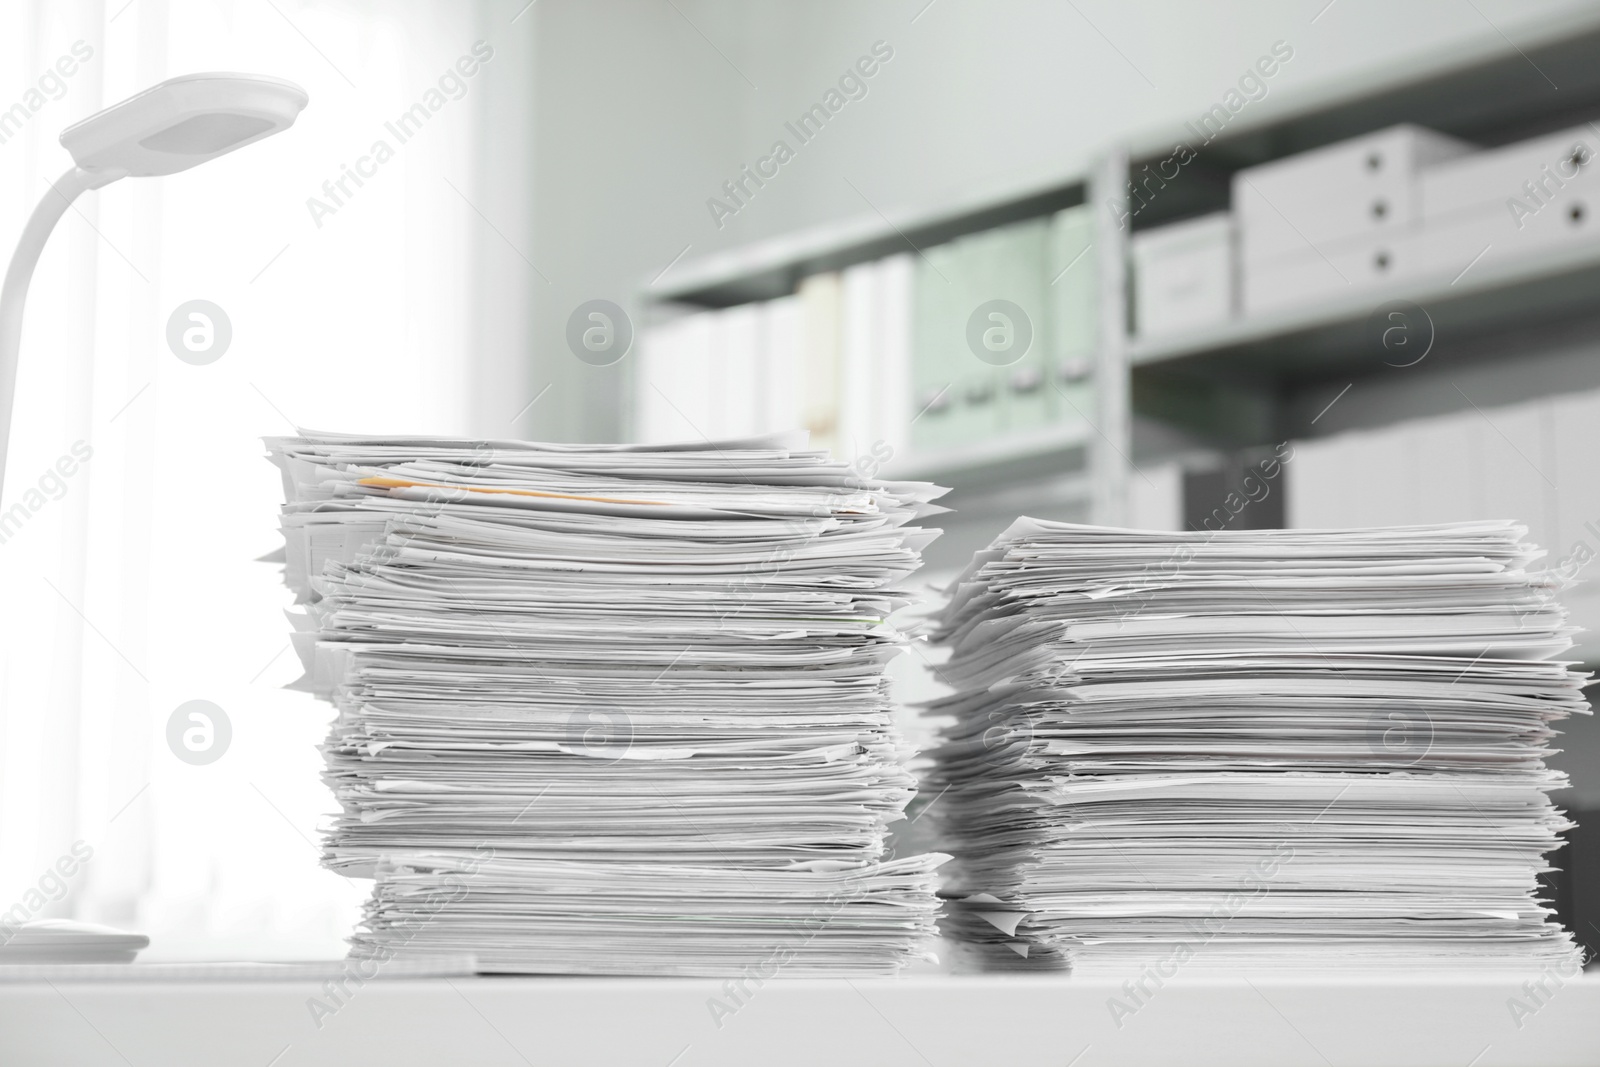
[522,0,1597,442]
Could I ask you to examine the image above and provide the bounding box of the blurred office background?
[1,0,1597,960]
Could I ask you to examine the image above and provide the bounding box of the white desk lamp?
[0,73,308,497]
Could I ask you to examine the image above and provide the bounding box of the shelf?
[648,174,1085,308]
[885,423,1093,487]
[6,972,1596,1066]
[1128,237,1600,381]
[1122,10,1600,232]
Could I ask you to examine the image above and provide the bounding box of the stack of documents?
[927,520,1589,973]
[266,430,947,975]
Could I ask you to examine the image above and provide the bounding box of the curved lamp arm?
[0,72,307,505]
[0,165,117,502]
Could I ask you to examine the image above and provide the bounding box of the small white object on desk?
[0,920,147,965]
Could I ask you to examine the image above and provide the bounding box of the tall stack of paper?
[266,430,947,975]
[928,519,1588,974]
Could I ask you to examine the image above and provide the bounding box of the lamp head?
[59,73,307,184]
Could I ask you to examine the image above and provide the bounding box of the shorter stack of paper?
[928,520,1589,974]
[267,430,947,975]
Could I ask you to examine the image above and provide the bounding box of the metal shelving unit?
[1124,10,1600,460]
[1131,236,1600,446]
[641,8,1600,539]
[1129,237,1600,371]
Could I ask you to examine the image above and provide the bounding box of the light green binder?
[1048,205,1098,433]
[911,206,1097,455]
[951,228,1003,448]
[986,218,1052,437]
[911,241,963,453]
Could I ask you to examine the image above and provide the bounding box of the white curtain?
[0,0,535,959]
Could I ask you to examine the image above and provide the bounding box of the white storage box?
[1518,181,1597,244]
[1241,239,1392,317]
[1406,190,1598,279]
[1233,124,1473,263]
[1243,216,1509,316]
[1131,212,1234,337]
[1421,124,1597,223]
[1242,222,1448,315]
[1242,183,1600,316]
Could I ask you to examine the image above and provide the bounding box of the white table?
[2,972,1596,1066]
